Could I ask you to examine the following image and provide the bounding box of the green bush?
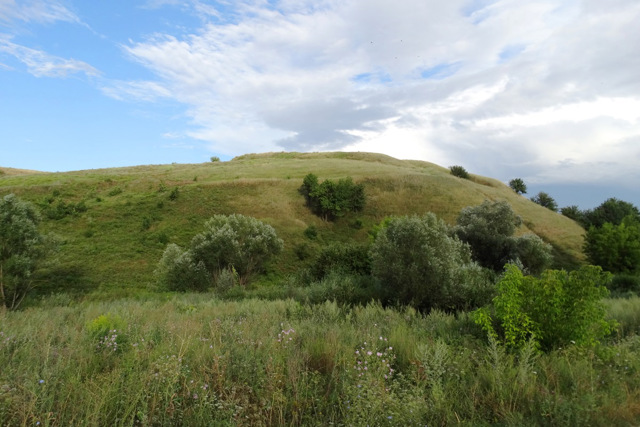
[0,194,58,310]
[86,313,128,352]
[155,214,283,290]
[370,214,493,311]
[449,165,470,179]
[155,244,210,292]
[508,178,527,195]
[474,264,616,351]
[584,216,640,274]
[455,200,552,274]
[530,191,558,212]
[299,174,365,221]
[310,242,371,280]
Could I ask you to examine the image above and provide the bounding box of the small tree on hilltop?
[508,178,527,195]
[449,165,470,179]
[530,191,558,212]
[0,194,58,310]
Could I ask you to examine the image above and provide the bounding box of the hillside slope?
[0,152,585,298]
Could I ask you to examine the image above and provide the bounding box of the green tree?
[0,194,57,310]
[582,198,640,229]
[455,200,552,274]
[300,174,365,221]
[156,214,283,290]
[475,264,615,351]
[560,205,584,223]
[530,192,558,212]
[583,215,640,273]
[370,214,492,311]
[449,165,470,179]
[508,178,527,195]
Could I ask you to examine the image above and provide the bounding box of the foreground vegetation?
[2,295,640,426]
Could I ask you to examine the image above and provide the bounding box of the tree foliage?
[455,200,552,274]
[0,194,57,310]
[584,216,640,274]
[449,165,470,179]
[530,192,558,212]
[156,214,283,290]
[582,198,640,229]
[474,264,615,351]
[560,205,584,223]
[370,214,492,311]
[300,174,365,221]
[508,178,527,195]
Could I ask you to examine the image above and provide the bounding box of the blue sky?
[1,0,639,209]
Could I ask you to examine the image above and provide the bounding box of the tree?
[0,194,57,310]
[455,200,552,275]
[582,198,640,229]
[530,192,558,212]
[370,214,492,311]
[156,214,283,290]
[560,205,584,223]
[449,165,470,179]
[300,174,365,221]
[508,178,527,195]
[583,215,640,274]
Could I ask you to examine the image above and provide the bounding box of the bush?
[449,165,470,179]
[155,244,210,292]
[310,242,371,280]
[584,216,640,273]
[455,200,552,274]
[299,174,366,221]
[474,264,616,351]
[155,214,283,290]
[370,214,493,311]
[0,194,58,310]
[530,191,558,212]
[561,205,584,224]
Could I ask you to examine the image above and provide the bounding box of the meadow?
[2,152,638,426]
[2,294,640,426]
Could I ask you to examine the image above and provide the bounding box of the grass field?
[1,294,640,426]
[0,152,585,302]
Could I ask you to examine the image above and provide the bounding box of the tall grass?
[2,295,640,425]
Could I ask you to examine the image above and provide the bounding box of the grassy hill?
[0,151,585,300]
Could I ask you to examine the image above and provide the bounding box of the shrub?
[449,165,470,179]
[455,200,552,274]
[210,156,220,162]
[310,242,371,280]
[584,216,640,273]
[303,225,318,240]
[86,313,128,352]
[474,264,616,351]
[156,214,283,290]
[155,244,210,292]
[0,194,58,310]
[299,174,365,221]
[370,214,493,311]
[561,205,584,224]
[530,191,558,212]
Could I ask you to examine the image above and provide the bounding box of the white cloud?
[107,0,640,189]
[0,38,99,78]
[0,0,81,24]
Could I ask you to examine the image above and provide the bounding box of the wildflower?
[39,380,45,384]
[367,351,372,356]
[377,352,382,357]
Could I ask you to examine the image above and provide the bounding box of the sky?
[1,0,639,210]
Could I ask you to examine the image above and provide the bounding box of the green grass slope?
[0,152,585,299]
